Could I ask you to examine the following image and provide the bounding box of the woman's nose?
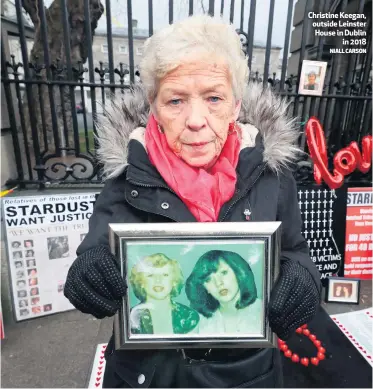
[186,101,207,131]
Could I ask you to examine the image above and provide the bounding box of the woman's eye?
[221,270,228,275]
[205,276,211,283]
[169,99,181,105]
[208,96,221,103]
[163,273,169,277]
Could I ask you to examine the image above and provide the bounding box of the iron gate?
[1,0,372,189]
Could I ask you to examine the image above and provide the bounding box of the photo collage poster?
[2,192,98,321]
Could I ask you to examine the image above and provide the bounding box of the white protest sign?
[2,192,98,321]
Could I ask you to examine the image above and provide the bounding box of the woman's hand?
[268,260,321,340]
[64,245,126,319]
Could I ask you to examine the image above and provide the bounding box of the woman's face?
[143,264,174,301]
[335,286,342,296]
[153,58,241,168]
[203,260,239,304]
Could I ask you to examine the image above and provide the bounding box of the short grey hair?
[140,15,249,102]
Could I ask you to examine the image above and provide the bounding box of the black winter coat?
[75,83,321,388]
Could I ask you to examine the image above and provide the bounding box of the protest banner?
[2,192,98,321]
[344,188,373,279]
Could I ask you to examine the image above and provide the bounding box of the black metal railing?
[1,0,372,189]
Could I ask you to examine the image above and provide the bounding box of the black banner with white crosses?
[297,185,348,285]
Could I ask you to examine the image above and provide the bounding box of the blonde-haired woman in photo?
[65,14,321,388]
[129,253,199,335]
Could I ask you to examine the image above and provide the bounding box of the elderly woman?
[64,15,321,388]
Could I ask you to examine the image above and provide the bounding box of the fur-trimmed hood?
[95,82,300,180]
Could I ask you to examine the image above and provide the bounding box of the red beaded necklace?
[278,324,326,366]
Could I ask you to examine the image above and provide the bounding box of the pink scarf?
[145,114,240,222]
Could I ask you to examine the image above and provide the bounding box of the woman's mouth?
[219,289,228,296]
[153,286,164,292]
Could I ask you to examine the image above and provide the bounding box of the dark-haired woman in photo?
[186,250,262,334]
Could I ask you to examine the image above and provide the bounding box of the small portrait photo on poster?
[15,261,23,269]
[325,277,360,304]
[18,290,27,298]
[19,299,28,308]
[32,306,41,314]
[28,268,38,277]
[20,309,29,317]
[30,287,39,296]
[298,60,327,96]
[26,259,36,267]
[17,280,27,289]
[31,297,40,305]
[47,236,69,259]
[29,278,38,286]
[16,270,25,279]
[43,304,52,312]
[25,249,35,258]
[13,251,22,259]
[24,240,34,248]
[12,241,21,249]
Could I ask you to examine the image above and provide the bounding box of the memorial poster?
[2,193,97,321]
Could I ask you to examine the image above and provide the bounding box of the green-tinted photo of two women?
[125,240,265,338]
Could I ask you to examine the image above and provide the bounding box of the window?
[101,44,108,53]
[119,45,128,54]
[136,46,144,56]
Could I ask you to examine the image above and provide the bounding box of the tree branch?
[22,0,41,27]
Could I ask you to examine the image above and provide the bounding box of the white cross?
[311,190,315,199]
[298,201,302,208]
[317,190,321,198]
[322,219,327,227]
[304,220,309,228]
[328,247,333,254]
[316,230,321,238]
[316,219,321,227]
[322,247,327,255]
[310,200,315,209]
[304,200,309,207]
[310,220,315,228]
[329,209,333,217]
[316,248,321,256]
[329,199,334,207]
[316,210,321,218]
[329,229,333,235]
[310,230,314,238]
[323,199,328,207]
[319,238,324,246]
[304,190,309,198]
[304,210,309,219]
[324,189,328,197]
[310,248,314,256]
[298,191,303,199]
[331,189,336,198]
[313,238,318,246]
[323,209,327,217]
[329,218,333,226]
[307,239,311,246]
[322,229,326,237]
[316,200,321,207]
[304,231,309,238]
[310,210,315,218]
[325,238,329,245]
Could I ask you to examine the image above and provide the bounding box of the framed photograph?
[109,222,281,350]
[298,60,327,96]
[325,277,361,304]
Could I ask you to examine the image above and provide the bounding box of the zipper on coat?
[219,166,265,222]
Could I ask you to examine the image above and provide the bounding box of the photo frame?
[298,60,327,96]
[109,222,281,350]
[325,277,361,304]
